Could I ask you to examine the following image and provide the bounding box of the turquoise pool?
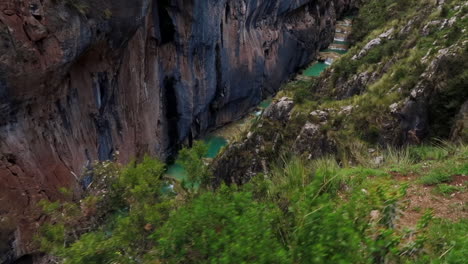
[166,135,228,182]
[259,98,273,109]
[204,135,228,158]
[303,62,329,77]
[332,40,350,45]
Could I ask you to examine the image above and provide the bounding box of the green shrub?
[361,40,402,65]
[434,184,463,196]
[331,59,359,84]
[446,25,462,46]
[115,156,166,204]
[153,186,289,263]
[350,0,412,42]
[37,157,172,263]
[177,141,211,189]
[293,85,312,104]
[292,196,368,264]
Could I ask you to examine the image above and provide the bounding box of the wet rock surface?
[0,0,357,261]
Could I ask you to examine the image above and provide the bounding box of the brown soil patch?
[450,174,468,186]
[397,183,467,228]
[389,171,419,181]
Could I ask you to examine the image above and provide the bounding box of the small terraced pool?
[166,163,187,181]
[204,135,229,158]
[303,62,329,77]
[332,40,350,45]
[165,98,272,183]
[166,136,228,181]
[259,98,273,109]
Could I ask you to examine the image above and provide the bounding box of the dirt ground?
[392,173,467,228]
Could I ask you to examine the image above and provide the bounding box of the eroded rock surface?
[0,0,357,262]
[394,45,468,144]
[293,122,337,158]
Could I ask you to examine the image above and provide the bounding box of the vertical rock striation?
[154,0,357,147]
[0,0,356,261]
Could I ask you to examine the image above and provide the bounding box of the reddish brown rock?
[0,0,357,262]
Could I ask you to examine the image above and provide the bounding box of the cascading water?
[303,17,353,77]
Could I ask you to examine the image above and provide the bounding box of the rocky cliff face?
[0,0,356,262]
[212,0,467,194]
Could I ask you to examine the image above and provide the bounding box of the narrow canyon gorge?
[0,0,357,262]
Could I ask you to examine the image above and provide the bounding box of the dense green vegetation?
[37,141,467,263]
[279,0,468,146]
[36,0,467,263]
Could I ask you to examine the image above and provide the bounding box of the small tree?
[177,141,211,189]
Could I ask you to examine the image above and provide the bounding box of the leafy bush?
[177,141,211,189]
[36,148,467,264]
[292,196,368,264]
[153,186,289,263]
[37,157,173,264]
[331,58,359,84]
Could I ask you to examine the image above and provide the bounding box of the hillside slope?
[213,0,468,184]
[7,0,468,263]
[0,0,357,261]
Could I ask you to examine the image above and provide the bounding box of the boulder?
[293,122,336,159]
[264,97,295,123]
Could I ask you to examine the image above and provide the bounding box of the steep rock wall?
[0,0,356,261]
[156,0,357,147]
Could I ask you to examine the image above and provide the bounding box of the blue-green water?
[333,40,350,45]
[259,98,273,109]
[167,30,349,182]
[304,62,329,77]
[204,136,228,158]
[166,163,188,181]
[166,135,228,181]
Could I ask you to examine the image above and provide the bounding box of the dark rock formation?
[394,46,468,145]
[293,122,337,158]
[212,24,467,193]
[451,100,468,142]
[212,97,298,187]
[263,97,295,123]
[0,0,357,262]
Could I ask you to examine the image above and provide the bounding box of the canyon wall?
[0,0,356,262]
